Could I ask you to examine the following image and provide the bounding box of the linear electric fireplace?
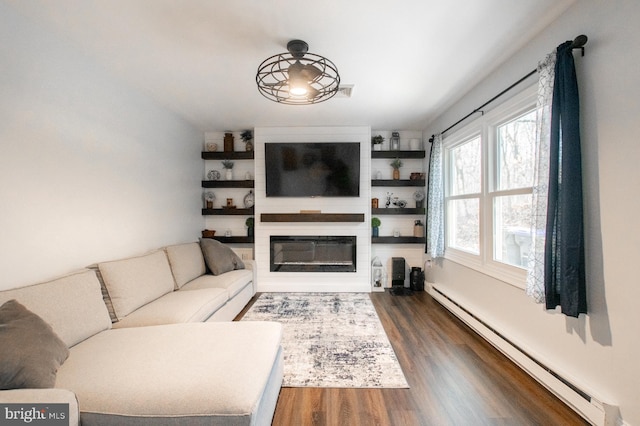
[270,236,356,272]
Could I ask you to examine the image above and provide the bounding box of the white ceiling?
[8,0,574,131]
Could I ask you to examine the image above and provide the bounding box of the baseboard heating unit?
[427,283,621,426]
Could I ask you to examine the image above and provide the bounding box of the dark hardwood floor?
[237,291,588,426]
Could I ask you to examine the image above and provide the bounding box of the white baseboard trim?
[427,282,621,426]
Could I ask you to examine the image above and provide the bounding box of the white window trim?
[443,85,537,289]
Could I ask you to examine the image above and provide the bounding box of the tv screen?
[265,142,360,197]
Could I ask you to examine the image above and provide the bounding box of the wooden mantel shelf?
[260,213,365,223]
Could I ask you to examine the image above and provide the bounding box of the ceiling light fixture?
[256,40,340,105]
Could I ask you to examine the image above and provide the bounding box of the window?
[447,135,481,254]
[443,86,536,287]
[492,110,535,268]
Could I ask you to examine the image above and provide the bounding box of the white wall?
[254,127,371,292]
[0,3,203,290]
[425,1,640,424]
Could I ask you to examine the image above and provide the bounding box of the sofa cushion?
[200,238,245,275]
[98,251,174,321]
[0,300,69,389]
[55,322,283,424]
[111,288,228,328]
[165,242,206,289]
[0,269,112,347]
[181,269,253,298]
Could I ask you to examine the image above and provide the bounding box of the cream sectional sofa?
[0,241,283,426]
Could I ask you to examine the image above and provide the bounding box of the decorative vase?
[224,133,234,152]
[373,144,382,151]
[247,227,254,237]
[409,138,422,150]
[372,227,379,237]
[392,168,400,180]
[245,141,253,152]
[225,169,233,180]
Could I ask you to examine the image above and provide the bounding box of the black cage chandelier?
[256,40,340,105]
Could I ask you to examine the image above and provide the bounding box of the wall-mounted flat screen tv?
[265,142,360,197]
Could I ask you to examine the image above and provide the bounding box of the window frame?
[443,85,537,288]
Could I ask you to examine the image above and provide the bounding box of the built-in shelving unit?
[202,144,255,246]
[371,149,426,245]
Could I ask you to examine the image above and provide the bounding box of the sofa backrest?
[0,269,112,347]
[164,242,206,289]
[98,250,175,321]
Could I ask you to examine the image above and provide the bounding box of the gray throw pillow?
[199,238,245,275]
[0,300,69,389]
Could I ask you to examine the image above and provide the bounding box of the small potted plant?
[240,130,253,152]
[390,158,403,180]
[221,159,234,180]
[371,135,384,151]
[245,217,255,237]
[371,217,381,237]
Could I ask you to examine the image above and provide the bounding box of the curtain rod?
[429,34,588,143]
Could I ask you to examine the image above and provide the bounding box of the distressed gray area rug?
[241,293,409,388]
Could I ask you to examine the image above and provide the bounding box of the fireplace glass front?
[270,236,356,272]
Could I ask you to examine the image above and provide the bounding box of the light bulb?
[289,85,308,96]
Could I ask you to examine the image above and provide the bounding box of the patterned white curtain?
[526,52,556,303]
[426,133,445,258]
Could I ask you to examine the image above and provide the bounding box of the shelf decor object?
[256,39,340,105]
[243,190,254,208]
[372,135,384,151]
[390,132,400,150]
[371,217,381,237]
[204,191,215,209]
[222,159,234,180]
[207,170,221,181]
[240,130,253,152]
[390,158,403,180]
[224,133,234,152]
[413,189,425,208]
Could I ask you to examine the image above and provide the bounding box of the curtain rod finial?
[571,34,588,49]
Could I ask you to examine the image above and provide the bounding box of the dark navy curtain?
[544,41,587,317]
